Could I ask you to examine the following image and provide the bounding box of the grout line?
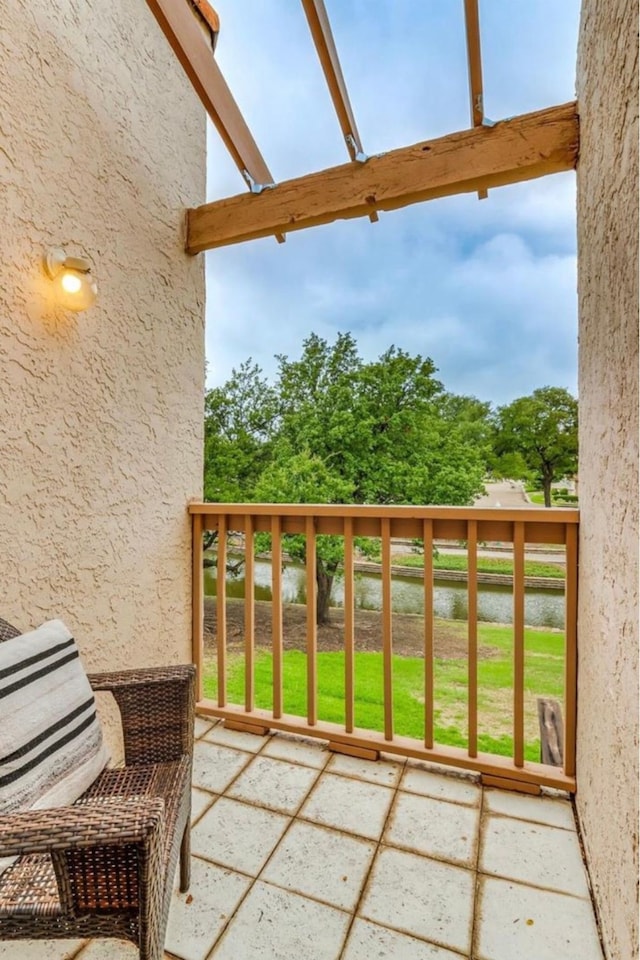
[469,782,486,958]
[201,746,329,960]
[336,760,407,958]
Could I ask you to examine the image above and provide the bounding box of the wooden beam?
[464,0,485,129]
[301,0,363,161]
[144,0,274,189]
[463,0,488,199]
[186,101,579,252]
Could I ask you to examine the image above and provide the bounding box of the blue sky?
[204,0,580,405]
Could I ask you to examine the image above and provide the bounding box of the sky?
[203,0,581,406]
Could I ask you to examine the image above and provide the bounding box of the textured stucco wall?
[576,0,639,957]
[0,2,205,748]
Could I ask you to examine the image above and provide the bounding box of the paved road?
[472,480,539,509]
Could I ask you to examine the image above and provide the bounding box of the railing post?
[192,510,204,702]
[271,515,283,719]
[305,515,318,725]
[467,519,478,757]
[513,521,526,767]
[216,514,227,708]
[564,523,578,779]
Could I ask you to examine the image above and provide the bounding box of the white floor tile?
[343,919,462,959]
[0,941,86,959]
[203,724,267,753]
[261,734,329,768]
[300,773,394,840]
[480,815,590,898]
[401,765,481,806]
[212,881,350,960]
[326,753,404,787]
[165,857,250,960]
[191,796,289,875]
[191,741,251,793]
[360,846,474,954]
[191,787,216,825]
[226,755,320,814]
[385,791,479,867]
[483,788,575,830]
[76,943,138,958]
[194,716,216,739]
[475,876,604,960]
[261,820,375,910]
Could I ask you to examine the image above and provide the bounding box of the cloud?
[204,0,581,407]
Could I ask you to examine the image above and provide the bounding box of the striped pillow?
[0,619,109,815]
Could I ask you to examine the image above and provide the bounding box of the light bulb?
[61,271,82,294]
[44,248,98,312]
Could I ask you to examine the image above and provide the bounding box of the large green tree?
[204,333,487,623]
[492,386,578,507]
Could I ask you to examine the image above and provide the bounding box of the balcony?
[1,503,605,960]
[3,716,603,960]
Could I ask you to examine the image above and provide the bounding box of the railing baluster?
[192,511,204,702]
[271,515,283,719]
[564,523,578,777]
[423,518,434,748]
[306,516,318,725]
[467,519,478,757]
[216,514,227,708]
[513,521,525,767]
[344,517,355,733]
[244,514,255,712]
[382,518,393,741]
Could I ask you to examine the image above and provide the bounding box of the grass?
[391,552,565,579]
[203,621,564,763]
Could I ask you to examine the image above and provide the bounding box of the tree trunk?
[542,475,553,507]
[316,563,335,625]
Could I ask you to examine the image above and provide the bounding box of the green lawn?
[203,622,564,762]
[391,552,565,579]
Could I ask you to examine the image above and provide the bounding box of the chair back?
[0,618,21,642]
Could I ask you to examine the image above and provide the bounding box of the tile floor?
[0,716,605,960]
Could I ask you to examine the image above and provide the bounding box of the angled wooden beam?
[186,102,579,253]
[301,0,363,161]
[301,0,377,223]
[144,0,273,190]
[463,0,488,199]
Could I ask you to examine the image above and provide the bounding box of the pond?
[204,556,565,630]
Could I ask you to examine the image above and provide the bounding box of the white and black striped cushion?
[0,619,109,815]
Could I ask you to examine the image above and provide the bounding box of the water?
[203,556,565,630]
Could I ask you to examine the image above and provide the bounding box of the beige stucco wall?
[576,0,639,957]
[0,2,205,747]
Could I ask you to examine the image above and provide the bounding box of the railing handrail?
[189,501,579,522]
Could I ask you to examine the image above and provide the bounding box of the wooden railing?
[189,503,579,792]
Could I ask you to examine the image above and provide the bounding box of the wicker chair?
[0,617,195,960]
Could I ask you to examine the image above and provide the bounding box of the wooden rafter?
[186,102,579,253]
[300,0,378,223]
[144,0,274,191]
[463,0,488,199]
[301,0,363,161]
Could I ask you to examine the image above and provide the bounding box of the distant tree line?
[204,332,578,623]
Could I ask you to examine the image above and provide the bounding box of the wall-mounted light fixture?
[44,248,98,312]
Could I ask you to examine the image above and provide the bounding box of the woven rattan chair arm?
[89,665,195,765]
[87,663,195,691]
[0,798,165,859]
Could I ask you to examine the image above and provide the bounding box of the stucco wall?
[0,2,205,748]
[576,0,639,957]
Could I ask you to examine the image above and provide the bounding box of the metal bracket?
[482,117,497,128]
[242,170,277,195]
[345,134,369,164]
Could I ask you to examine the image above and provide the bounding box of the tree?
[492,387,578,507]
[204,333,487,623]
